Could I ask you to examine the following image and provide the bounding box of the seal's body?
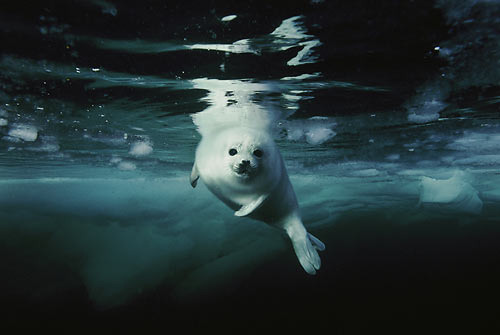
[191,126,325,275]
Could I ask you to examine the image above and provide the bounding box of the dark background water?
[3,214,500,334]
[1,0,500,334]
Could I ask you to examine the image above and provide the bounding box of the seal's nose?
[237,160,251,174]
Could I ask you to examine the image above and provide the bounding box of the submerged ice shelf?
[1,161,497,306]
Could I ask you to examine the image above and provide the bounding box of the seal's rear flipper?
[308,233,325,251]
[284,219,325,275]
[190,163,199,188]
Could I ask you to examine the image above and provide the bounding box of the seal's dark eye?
[253,149,263,158]
[229,148,237,156]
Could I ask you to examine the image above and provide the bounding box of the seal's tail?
[285,220,325,275]
[308,233,326,252]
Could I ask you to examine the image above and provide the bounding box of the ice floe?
[117,161,137,171]
[283,116,336,145]
[129,141,153,157]
[7,124,38,142]
[405,82,449,124]
[418,171,483,214]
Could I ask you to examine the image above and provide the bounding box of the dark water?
[1,0,500,333]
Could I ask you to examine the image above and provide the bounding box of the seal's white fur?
[191,124,324,275]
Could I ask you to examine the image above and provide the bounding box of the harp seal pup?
[190,126,325,275]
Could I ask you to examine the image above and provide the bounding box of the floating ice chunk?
[408,99,447,123]
[129,141,153,157]
[418,172,483,214]
[444,131,500,166]
[8,124,38,142]
[405,81,449,124]
[117,161,136,171]
[110,156,137,171]
[408,110,440,123]
[27,143,60,152]
[452,155,500,166]
[110,156,122,165]
[26,136,60,152]
[287,127,305,141]
[83,132,126,146]
[350,169,380,177]
[221,15,237,22]
[305,127,336,145]
[285,117,336,145]
[386,154,400,161]
[447,131,500,153]
[281,72,322,81]
[2,135,22,143]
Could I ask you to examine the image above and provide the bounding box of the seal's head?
[219,127,278,182]
[226,143,263,179]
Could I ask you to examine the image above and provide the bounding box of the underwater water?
[1,0,500,333]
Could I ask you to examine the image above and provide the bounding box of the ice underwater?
[1,0,500,332]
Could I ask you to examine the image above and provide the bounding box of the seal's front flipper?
[284,219,325,275]
[235,194,268,217]
[190,163,200,188]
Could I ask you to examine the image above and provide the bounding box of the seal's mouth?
[237,165,250,175]
[234,161,255,178]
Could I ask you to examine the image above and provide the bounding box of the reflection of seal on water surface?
[191,126,325,275]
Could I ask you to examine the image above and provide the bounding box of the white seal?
[190,126,325,275]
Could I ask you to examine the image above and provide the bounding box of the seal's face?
[221,130,272,181]
[226,143,264,180]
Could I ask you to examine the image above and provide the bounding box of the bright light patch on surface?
[221,14,237,22]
